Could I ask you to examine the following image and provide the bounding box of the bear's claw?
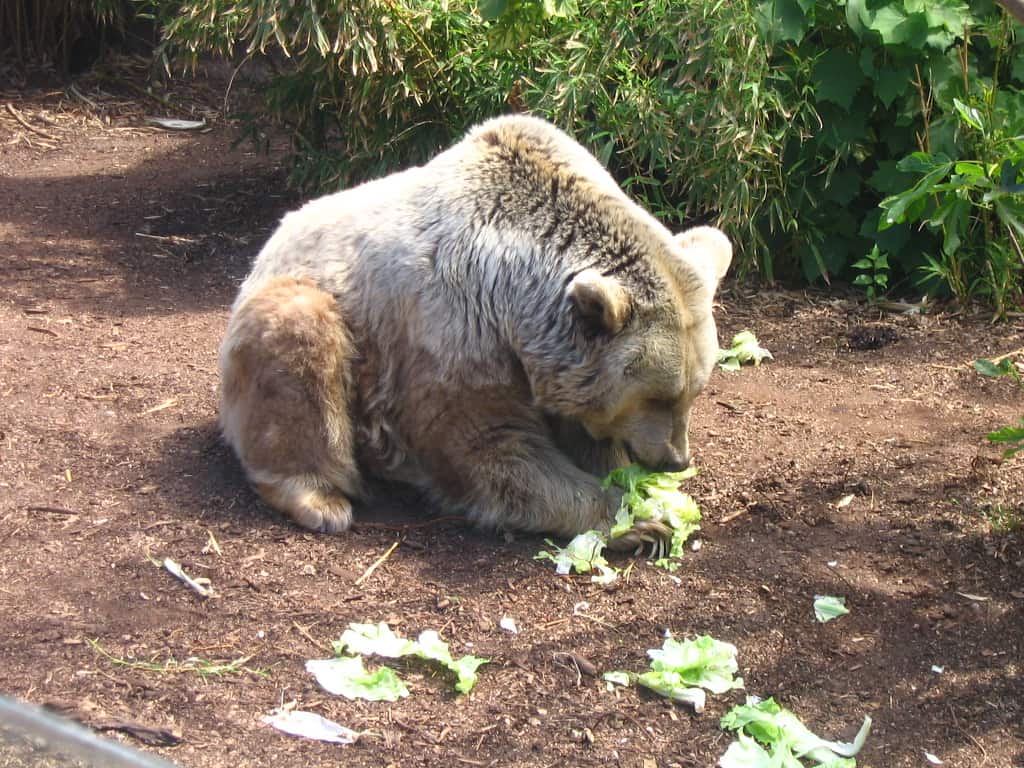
[605,518,674,553]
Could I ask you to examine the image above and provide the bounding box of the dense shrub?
[751,0,1024,313]
[156,0,1024,311]
[2,0,147,72]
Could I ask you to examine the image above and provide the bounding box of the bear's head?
[558,225,732,472]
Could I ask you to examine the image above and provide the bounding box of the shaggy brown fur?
[219,116,731,543]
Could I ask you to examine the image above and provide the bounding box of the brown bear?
[219,115,731,547]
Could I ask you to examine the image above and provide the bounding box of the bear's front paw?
[604,518,673,553]
[288,489,354,534]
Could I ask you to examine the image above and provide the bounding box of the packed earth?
[1,63,1022,768]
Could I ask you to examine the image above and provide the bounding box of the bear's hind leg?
[219,276,361,533]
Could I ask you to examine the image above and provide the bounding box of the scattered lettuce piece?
[604,464,702,570]
[305,656,409,701]
[447,654,490,694]
[720,696,871,767]
[718,330,773,371]
[813,595,850,623]
[333,621,416,658]
[602,670,632,687]
[718,731,776,768]
[410,629,488,694]
[637,674,707,712]
[605,635,743,712]
[720,732,857,768]
[261,708,361,744]
[645,635,744,694]
[536,465,701,576]
[535,529,619,583]
[330,622,488,694]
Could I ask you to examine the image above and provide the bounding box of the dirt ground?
[1,64,1022,768]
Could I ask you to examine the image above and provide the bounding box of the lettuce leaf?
[606,635,743,712]
[535,529,619,583]
[410,629,488,694]
[636,672,707,711]
[718,330,773,371]
[718,732,779,768]
[537,466,701,576]
[720,697,871,767]
[447,653,490,694]
[329,622,488,694]
[333,621,416,658]
[305,656,408,701]
[646,635,744,694]
[603,465,701,569]
[603,670,632,687]
[813,596,850,623]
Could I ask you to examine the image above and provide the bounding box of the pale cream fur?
[219,115,732,541]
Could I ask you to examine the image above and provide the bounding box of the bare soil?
[1,66,1022,768]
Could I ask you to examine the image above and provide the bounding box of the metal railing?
[0,697,180,768]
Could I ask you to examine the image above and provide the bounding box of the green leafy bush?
[155,0,1024,309]
[159,1,512,190]
[852,245,891,302]
[752,0,1023,307]
[975,357,1024,457]
[880,98,1024,317]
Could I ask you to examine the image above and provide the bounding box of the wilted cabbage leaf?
[718,330,773,371]
[535,529,619,583]
[329,622,488,694]
[261,708,361,744]
[305,656,409,701]
[604,635,743,712]
[720,696,871,767]
[645,635,744,693]
[333,622,416,658]
[813,595,850,623]
[605,464,702,569]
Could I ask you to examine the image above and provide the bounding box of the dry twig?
[6,102,58,141]
[355,541,399,585]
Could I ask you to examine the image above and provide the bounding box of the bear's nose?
[656,458,687,472]
[655,451,689,473]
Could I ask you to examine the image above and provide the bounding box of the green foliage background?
[152,0,1024,310]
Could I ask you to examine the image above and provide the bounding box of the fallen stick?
[6,102,59,141]
[719,506,751,524]
[163,557,213,597]
[354,541,399,586]
[68,83,100,110]
[990,346,1024,365]
[139,397,177,416]
[26,506,78,515]
[958,345,1024,370]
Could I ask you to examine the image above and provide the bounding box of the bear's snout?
[626,440,689,473]
[654,453,689,473]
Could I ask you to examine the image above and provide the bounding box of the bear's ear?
[566,269,630,334]
[675,226,732,283]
